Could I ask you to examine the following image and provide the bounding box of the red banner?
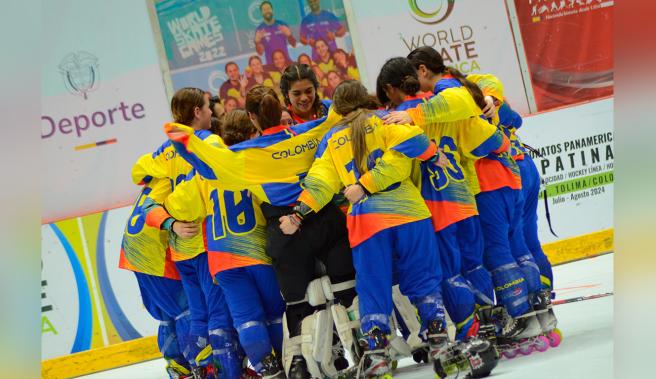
[513,0,613,111]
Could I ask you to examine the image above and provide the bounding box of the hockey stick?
[552,292,613,306]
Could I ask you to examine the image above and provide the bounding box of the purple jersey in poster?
[256,20,292,65]
[300,10,341,61]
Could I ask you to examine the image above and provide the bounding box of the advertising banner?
[518,98,613,244]
[42,206,156,360]
[152,0,361,103]
[41,0,173,224]
[345,0,530,114]
[510,0,613,111]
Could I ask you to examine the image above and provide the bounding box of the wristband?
[162,218,175,231]
[288,213,303,228]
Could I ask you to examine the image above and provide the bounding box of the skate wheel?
[519,343,533,355]
[502,349,519,359]
[378,374,393,379]
[391,360,398,370]
[534,336,550,352]
[549,329,563,347]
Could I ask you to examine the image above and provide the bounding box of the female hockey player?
[119,175,193,379]
[386,47,547,357]
[132,87,241,379]
[279,63,332,124]
[163,85,357,379]
[376,57,498,343]
[145,110,287,379]
[279,80,497,379]
[497,102,560,347]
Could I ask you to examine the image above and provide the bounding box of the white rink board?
[518,98,614,244]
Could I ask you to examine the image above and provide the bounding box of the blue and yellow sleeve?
[298,138,342,212]
[407,87,481,126]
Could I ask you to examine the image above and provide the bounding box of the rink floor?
[81,253,613,379]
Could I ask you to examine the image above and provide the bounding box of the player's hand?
[172,221,200,239]
[344,184,365,204]
[279,215,300,235]
[279,25,292,37]
[326,31,335,41]
[482,96,497,119]
[432,148,449,168]
[382,111,413,125]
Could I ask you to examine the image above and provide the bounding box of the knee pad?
[209,328,244,379]
[282,310,334,379]
[491,263,530,318]
[516,254,542,294]
[463,265,495,306]
[158,320,184,361]
[235,320,272,369]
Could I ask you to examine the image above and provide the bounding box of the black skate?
[494,307,550,359]
[341,328,392,379]
[412,346,430,364]
[333,329,351,371]
[190,364,215,379]
[260,353,284,379]
[475,305,497,346]
[534,290,562,348]
[288,355,311,379]
[166,359,193,379]
[428,320,499,379]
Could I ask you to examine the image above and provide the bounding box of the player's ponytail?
[443,67,487,112]
[333,80,381,175]
[245,85,282,130]
[376,57,421,106]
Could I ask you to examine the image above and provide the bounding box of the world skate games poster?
[344,0,531,114]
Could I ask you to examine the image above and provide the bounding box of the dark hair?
[332,80,381,175]
[171,87,206,125]
[245,85,282,130]
[248,55,262,65]
[260,1,273,11]
[221,110,257,145]
[376,57,421,105]
[407,46,486,110]
[209,95,222,117]
[224,61,238,73]
[279,63,325,118]
[210,116,222,135]
[297,53,312,65]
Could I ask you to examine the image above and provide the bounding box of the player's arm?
[297,136,342,214]
[358,149,413,195]
[406,87,481,126]
[459,119,510,161]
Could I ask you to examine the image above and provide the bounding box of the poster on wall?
[152,0,361,106]
[517,98,613,245]
[42,206,157,360]
[511,0,613,111]
[41,0,173,224]
[345,0,530,114]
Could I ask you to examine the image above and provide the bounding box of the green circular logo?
[408,0,455,25]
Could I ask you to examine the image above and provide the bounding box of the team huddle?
[120,46,560,379]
